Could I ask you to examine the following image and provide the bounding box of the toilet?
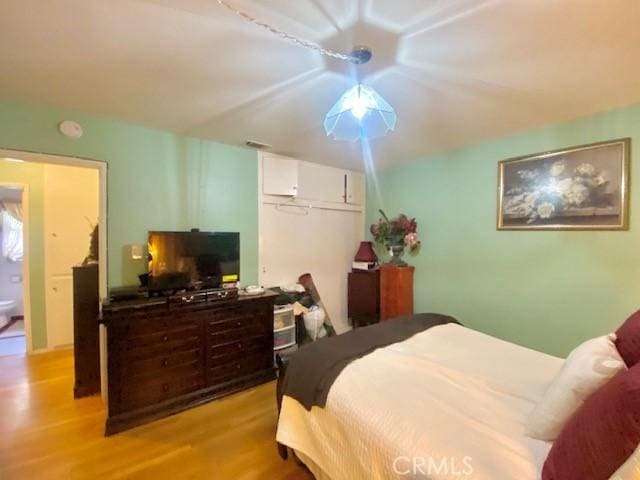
[0,300,16,329]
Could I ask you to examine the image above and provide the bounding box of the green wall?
[0,160,46,349]
[367,103,640,357]
[0,101,258,349]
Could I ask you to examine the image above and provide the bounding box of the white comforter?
[276,323,564,480]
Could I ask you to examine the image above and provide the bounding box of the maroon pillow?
[542,363,640,480]
[616,310,640,367]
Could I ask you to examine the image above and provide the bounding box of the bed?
[276,322,564,479]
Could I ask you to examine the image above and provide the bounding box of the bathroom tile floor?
[0,335,26,356]
[0,319,26,355]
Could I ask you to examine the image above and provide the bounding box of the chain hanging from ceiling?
[216,0,395,141]
[216,0,352,61]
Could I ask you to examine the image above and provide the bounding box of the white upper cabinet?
[297,162,346,203]
[262,154,299,196]
[345,171,365,205]
[261,152,365,206]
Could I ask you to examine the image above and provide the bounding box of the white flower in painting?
[519,192,540,216]
[550,161,566,177]
[565,183,590,206]
[537,202,555,219]
[518,169,540,180]
[524,191,540,206]
[575,163,597,177]
[503,191,539,217]
[594,171,610,186]
[555,177,574,195]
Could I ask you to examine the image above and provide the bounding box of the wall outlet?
[10,275,22,283]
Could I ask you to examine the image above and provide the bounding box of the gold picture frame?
[497,138,630,230]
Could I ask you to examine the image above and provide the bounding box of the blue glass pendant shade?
[324,84,397,142]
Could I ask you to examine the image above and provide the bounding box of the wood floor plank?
[0,349,311,480]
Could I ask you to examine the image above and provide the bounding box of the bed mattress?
[277,323,564,480]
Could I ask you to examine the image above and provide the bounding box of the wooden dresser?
[102,290,277,435]
[380,264,414,320]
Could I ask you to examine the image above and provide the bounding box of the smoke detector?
[58,120,83,139]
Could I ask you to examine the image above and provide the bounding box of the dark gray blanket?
[279,313,459,411]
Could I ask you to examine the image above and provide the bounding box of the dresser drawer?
[115,371,205,412]
[207,304,246,321]
[111,336,202,365]
[207,315,269,343]
[111,323,201,351]
[207,353,272,384]
[208,322,267,346]
[209,335,271,360]
[125,347,203,379]
[207,311,266,330]
[124,315,199,337]
[109,311,198,336]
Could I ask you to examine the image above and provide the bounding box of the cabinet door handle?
[162,383,169,392]
[162,335,169,342]
[162,358,169,366]
[236,364,241,370]
[182,295,195,303]
[237,343,243,350]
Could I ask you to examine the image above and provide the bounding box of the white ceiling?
[1,0,639,170]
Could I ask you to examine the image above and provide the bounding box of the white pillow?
[525,333,626,442]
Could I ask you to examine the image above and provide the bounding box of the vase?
[388,244,407,267]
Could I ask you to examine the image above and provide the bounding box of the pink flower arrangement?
[370,210,421,252]
[404,232,419,248]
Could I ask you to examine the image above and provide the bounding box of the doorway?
[0,184,26,356]
[0,150,107,355]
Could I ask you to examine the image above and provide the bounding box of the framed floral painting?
[497,138,630,230]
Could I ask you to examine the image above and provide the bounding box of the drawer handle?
[182,295,195,303]
[236,321,242,327]
[162,358,169,367]
[237,343,243,349]
[162,383,169,392]
[236,364,241,370]
[162,335,169,342]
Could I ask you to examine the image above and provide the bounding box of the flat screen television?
[147,231,240,292]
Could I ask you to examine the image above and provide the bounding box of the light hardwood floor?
[0,349,312,480]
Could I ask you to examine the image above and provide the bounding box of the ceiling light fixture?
[324,46,397,142]
[324,82,397,142]
[216,2,397,142]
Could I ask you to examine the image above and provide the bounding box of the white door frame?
[0,149,107,353]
